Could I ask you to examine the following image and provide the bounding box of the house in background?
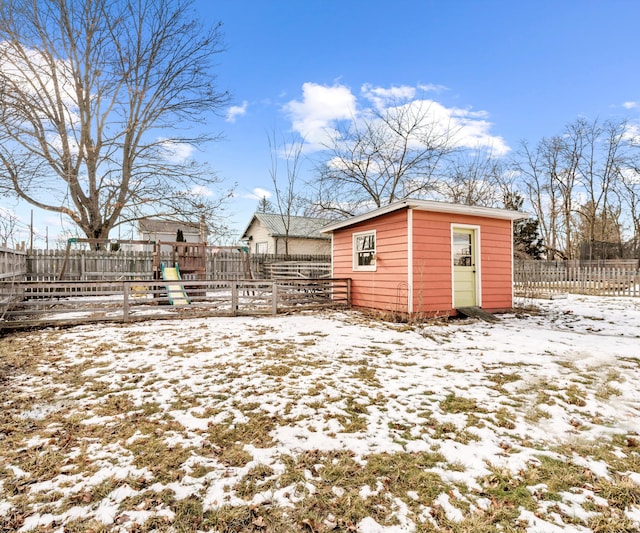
[240,213,334,255]
[321,199,527,317]
[138,218,208,252]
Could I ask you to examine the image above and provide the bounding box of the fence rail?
[0,278,350,330]
[515,262,640,298]
[265,261,332,279]
[23,249,331,281]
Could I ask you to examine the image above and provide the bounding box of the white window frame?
[353,230,377,271]
[255,241,268,254]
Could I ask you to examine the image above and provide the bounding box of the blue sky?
[205,0,640,236]
[6,0,640,247]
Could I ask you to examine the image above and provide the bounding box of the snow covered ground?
[0,294,639,531]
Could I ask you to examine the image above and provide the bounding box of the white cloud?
[448,105,510,156]
[623,101,638,110]
[190,185,214,197]
[284,82,509,157]
[226,101,248,123]
[252,187,271,199]
[284,82,357,147]
[620,166,640,184]
[159,140,194,162]
[418,83,447,93]
[241,187,272,201]
[361,83,417,109]
[0,42,80,124]
[622,123,640,144]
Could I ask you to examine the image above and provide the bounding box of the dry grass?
[1,302,639,531]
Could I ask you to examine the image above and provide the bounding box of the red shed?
[321,199,527,317]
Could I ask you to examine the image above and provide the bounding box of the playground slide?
[161,263,190,306]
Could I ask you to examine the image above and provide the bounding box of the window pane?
[453,232,472,266]
[356,235,374,251]
[354,232,375,269]
[358,251,374,265]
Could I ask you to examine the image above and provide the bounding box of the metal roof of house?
[241,213,335,240]
[320,199,528,233]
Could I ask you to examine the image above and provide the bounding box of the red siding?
[412,211,513,315]
[332,207,514,316]
[332,209,409,313]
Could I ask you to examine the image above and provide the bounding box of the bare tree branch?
[310,99,457,216]
[267,131,307,256]
[0,0,232,242]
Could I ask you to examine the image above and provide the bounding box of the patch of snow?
[571,453,611,479]
[357,515,414,532]
[518,508,586,532]
[0,501,13,517]
[625,505,640,526]
[434,492,463,523]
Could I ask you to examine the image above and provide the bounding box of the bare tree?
[312,99,456,216]
[267,132,307,256]
[514,117,637,260]
[573,118,626,252]
[514,132,582,259]
[438,152,507,207]
[0,206,20,247]
[514,139,562,259]
[0,0,232,243]
[619,157,640,258]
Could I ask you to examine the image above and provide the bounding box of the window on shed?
[255,242,268,254]
[353,231,376,271]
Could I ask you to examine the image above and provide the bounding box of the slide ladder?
[161,262,190,306]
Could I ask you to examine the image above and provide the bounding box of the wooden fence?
[27,249,154,281]
[0,278,350,330]
[514,262,640,298]
[533,259,640,269]
[265,261,332,279]
[0,247,27,281]
[23,249,331,281]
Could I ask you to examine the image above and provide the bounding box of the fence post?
[346,278,351,307]
[231,282,238,316]
[123,281,130,322]
[272,282,278,315]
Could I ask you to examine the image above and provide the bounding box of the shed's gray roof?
[241,213,335,240]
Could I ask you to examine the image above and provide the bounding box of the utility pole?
[30,209,34,252]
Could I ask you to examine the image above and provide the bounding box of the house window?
[255,242,268,254]
[353,231,376,271]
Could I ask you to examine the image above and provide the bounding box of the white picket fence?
[515,262,640,298]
